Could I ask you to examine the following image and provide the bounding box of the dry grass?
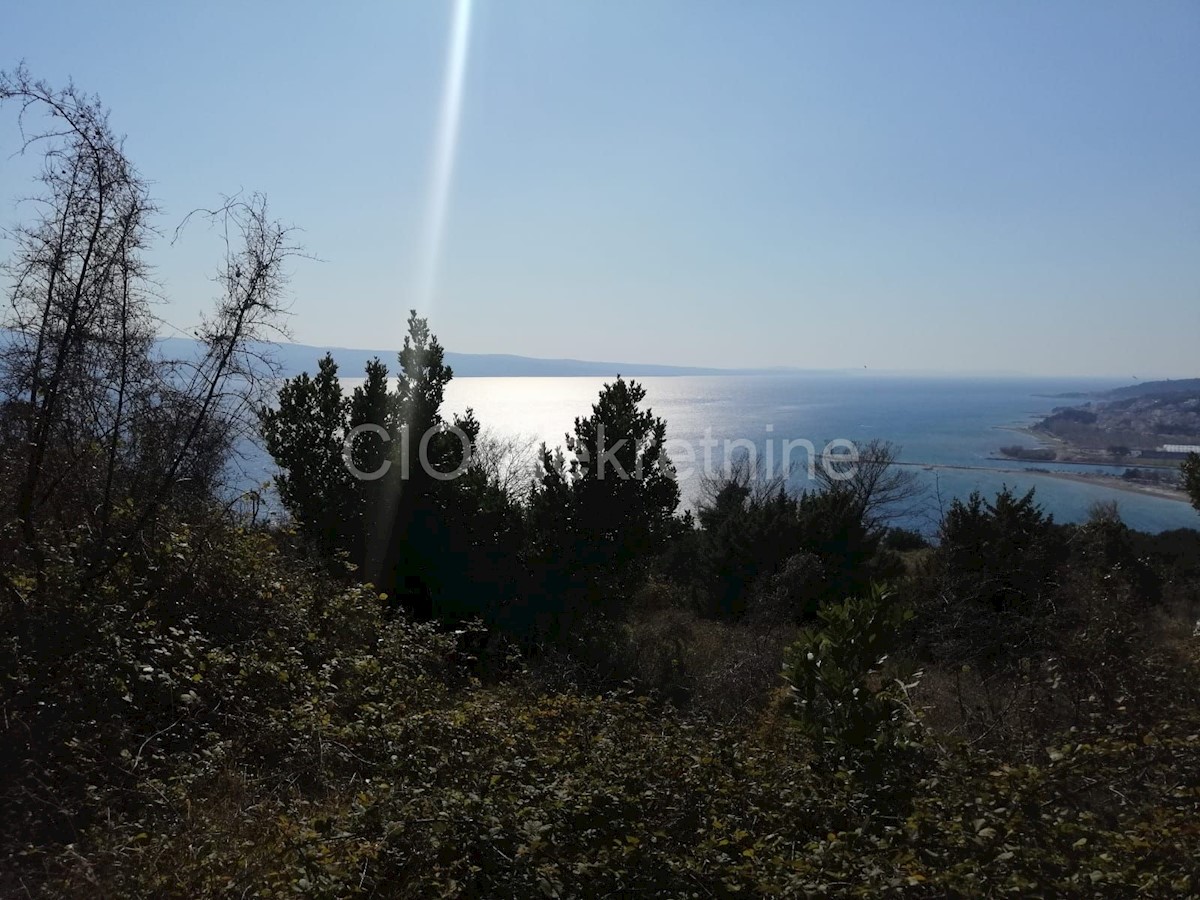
[911,595,1200,754]
[618,607,797,723]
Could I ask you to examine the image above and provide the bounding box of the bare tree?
[697,451,791,514]
[816,438,924,532]
[1,67,298,593]
[163,194,297,483]
[0,65,158,550]
[472,428,540,502]
[83,193,300,587]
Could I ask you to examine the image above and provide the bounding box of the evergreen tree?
[939,485,1064,614]
[526,377,681,634]
[261,354,351,553]
[261,312,526,625]
[368,310,473,609]
[920,485,1070,668]
[566,377,680,567]
[694,463,894,622]
[1183,452,1200,514]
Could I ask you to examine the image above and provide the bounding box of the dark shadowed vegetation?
[3,70,1200,897]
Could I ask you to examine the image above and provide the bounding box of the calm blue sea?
[239,374,1200,535]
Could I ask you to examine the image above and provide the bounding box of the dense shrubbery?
[4,69,1200,896]
[6,358,1197,896]
[0,521,463,850]
[9,635,1200,897]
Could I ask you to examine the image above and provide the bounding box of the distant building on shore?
[1157,444,1200,455]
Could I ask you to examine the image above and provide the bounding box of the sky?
[1,1,1197,376]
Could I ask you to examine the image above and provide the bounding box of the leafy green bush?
[0,516,462,853]
[783,585,920,755]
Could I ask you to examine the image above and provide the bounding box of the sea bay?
[438,374,1197,534]
[241,373,1198,534]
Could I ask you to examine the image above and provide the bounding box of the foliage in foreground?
[1,521,1198,897]
[15,681,1200,897]
[4,64,1200,898]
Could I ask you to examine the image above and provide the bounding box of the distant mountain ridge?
[157,337,824,378]
[1039,378,1200,402]
[1100,378,1200,401]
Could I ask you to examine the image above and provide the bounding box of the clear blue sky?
[2,1,1197,375]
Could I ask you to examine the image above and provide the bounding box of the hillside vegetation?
[4,69,1200,898]
[1035,390,1200,453]
[1102,379,1200,401]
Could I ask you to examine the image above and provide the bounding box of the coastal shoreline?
[981,423,1190,503]
[1032,470,1189,504]
[886,461,1191,504]
[999,424,1181,467]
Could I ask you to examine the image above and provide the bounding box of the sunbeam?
[411,0,473,320]
[368,0,475,585]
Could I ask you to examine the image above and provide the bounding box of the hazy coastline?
[890,458,1190,504]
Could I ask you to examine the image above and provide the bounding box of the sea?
[240,374,1200,535]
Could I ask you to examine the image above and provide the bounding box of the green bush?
[5,520,1200,896]
[0,517,463,853]
[783,585,920,755]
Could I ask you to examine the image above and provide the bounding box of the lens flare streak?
[412,0,473,317]
[370,0,474,584]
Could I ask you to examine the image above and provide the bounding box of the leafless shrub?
[0,67,301,594]
[472,428,540,501]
